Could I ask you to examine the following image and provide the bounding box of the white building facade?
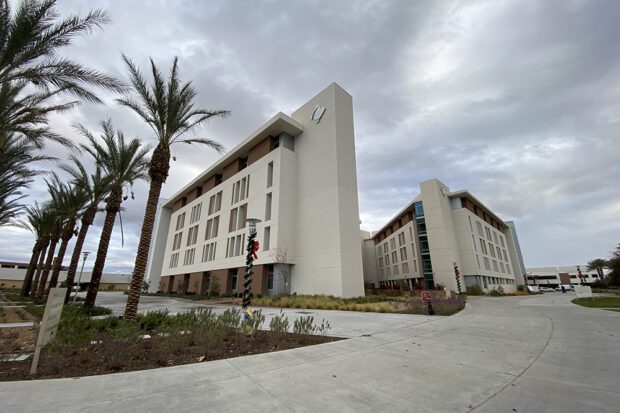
[363,179,524,294]
[526,265,603,287]
[147,83,365,298]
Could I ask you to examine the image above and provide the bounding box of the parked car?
[539,286,556,292]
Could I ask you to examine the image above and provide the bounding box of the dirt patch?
[0,306,36,323]
[0,330,340,381]
[0,326,38,355]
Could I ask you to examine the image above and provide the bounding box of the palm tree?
[586,258,607,280]
[34,178,63,299]
[0,133,50,225]
[60,158,110,302]
[118,55,228,320]
[78,120,149,308]
[0,0,125,151]
[46,178,89,294]
[19,202,54,296]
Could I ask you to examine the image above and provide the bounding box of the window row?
[205,216,219,240]
[208,191,222,215]
[183,248,196,266]
[202,242,217,262]
[229,204,247,232]
[187,225,199,246]
[169,252,179,268]
[226,234,246,258]
[189,203,202,224]
[175,212,186,231]
[172,232,183,251]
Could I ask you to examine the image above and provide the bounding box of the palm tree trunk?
[36,237,58,299]
[64,208,95,303]
[21,240,42,296]
[124,144,169,320]
[84,196,120,309]
[31,240,49,298]
[48,235,70,293]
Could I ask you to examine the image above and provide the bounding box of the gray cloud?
[2,0,619,271]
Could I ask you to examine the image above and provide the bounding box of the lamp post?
[242,219,261,311]
[73,251,91,303]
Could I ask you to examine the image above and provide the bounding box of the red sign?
[421,292,431,302]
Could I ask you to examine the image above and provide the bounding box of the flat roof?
[164,112,304,208]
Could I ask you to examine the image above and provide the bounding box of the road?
[1,292,618,412]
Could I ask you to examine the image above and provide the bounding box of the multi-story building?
[363,179,524,294]
[526,266,604,287]
[147,83,365,298]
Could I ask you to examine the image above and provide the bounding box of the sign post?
[30,287,66,375]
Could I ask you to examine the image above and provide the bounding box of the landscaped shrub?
[488,289,501,297]
[137,309,170,331]
[293,316,315,334]
[269,310,290,333]
[466,285,483,296]
[517,285,524,292]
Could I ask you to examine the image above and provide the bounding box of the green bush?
[137,309,170,331]
[293,316,315,334]
[517,284,524,291]
[466,285,483,296]
[269,310,290,333]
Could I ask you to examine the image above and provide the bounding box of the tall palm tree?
[60,158,110,302]
[46,178,89,294]
[78,120,149,308]
[118,55,228,320]
[0,0,125,150]
[19,202,54,296]
[34,178,63,299]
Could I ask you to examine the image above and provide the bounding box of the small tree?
[271,248,291,295]
[209,276,220,297]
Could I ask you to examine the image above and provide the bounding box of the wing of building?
[362,179,526,294]
[147,83,365,298]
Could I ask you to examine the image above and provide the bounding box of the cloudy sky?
[2,0,619,273]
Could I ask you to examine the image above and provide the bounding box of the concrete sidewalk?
[1,294,619,412]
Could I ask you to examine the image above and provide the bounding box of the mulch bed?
[0,330,341,381]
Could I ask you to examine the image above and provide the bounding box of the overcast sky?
[2,0,619,273]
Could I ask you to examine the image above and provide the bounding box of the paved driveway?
[1,293,619,412]
[91,292,439,338]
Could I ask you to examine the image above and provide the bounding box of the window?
[479,239,487,255]
[267,162,274,188]
[493,232,499,245]
[195,186,203,197]
[483,257,491,270]
[409,227,413,241]
[231,176,250,204]
[187,225,198,246]
[226,235,245,258]
[393,265,399,276]
[468,216,473,232]
[472,235,477,252]
[413,259,418,272]
[228,204,247,232]
[385,255,390,266]
[500,262,505,273]
[502,249,508,262]
[265,193,272,221]
[411,243,415,255]
[208,191,222,215]
[485,227,492,241]
[400,247,407,261]
[264,226,271,250]
[492,260,499,272]
[496,246,502,260]
[398,232,405,246]
[476,221,483,236]
[402,262,409,274]
[414,202,424,217]
[183,248,195,266]
[386,267,391,277]
[172,233,183,250]
[176,213,186,230]
[378,257,384,268]
[500,235,505,248]
[169,252,179,268]
[202,242,217,262]
[267,265,274,289]
[489,245,495,258]
[392,251,397,263]
[476,255,481,268]
[205,216,219,240]
[390,239,396,250]
[417,222,426,234]
[231,269,238,290]
[190,203,202,224]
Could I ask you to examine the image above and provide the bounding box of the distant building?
[0,260,131,291]
[147,83,365,297]
[362,179,523,294]
[525,266,604,287]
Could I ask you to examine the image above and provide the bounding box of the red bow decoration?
[253,240,260,259]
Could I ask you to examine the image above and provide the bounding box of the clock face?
[311,105,326,123]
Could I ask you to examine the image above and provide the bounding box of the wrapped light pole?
[453,262,462,294]
[242,218,261,311]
